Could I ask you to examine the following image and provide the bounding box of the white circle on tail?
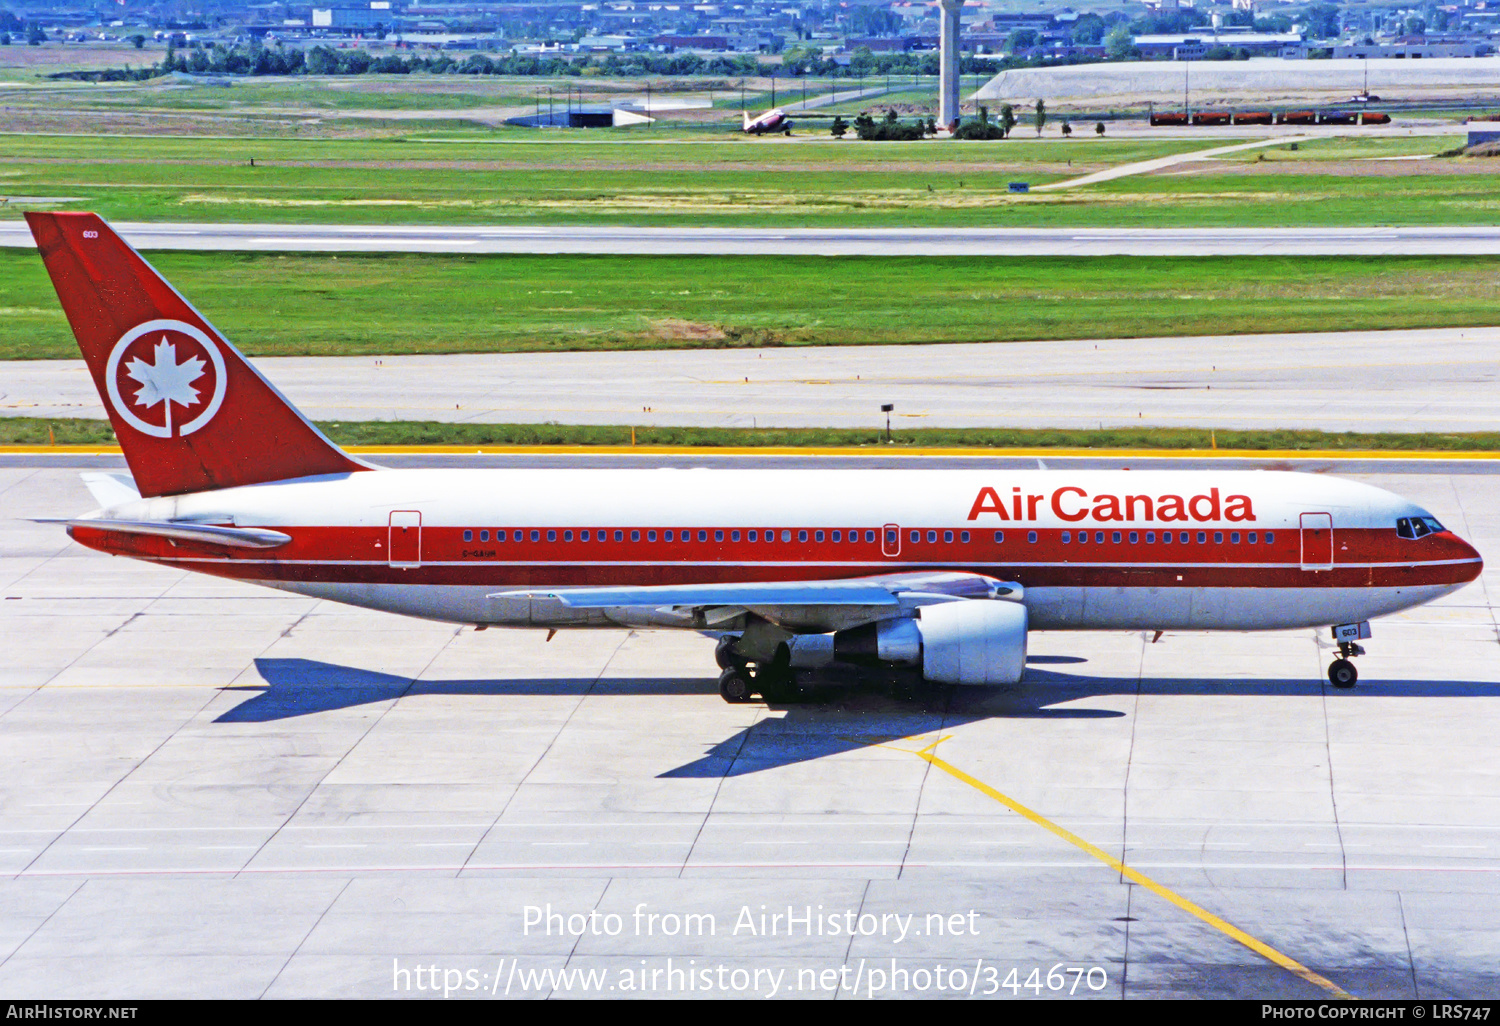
[105,320,227,439]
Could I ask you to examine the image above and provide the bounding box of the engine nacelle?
[832,600,1028,686]
[915,600,1027,686]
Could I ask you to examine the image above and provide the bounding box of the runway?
[2,457,1499,998]
[6,326,1499,434]
[4,220,1500,256]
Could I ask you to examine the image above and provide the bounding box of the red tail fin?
[27,212,371,497]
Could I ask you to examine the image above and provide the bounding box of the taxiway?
[4,221,1500,256]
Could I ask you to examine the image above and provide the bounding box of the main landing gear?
[1327,621,1371,690]
[716,637,796,704]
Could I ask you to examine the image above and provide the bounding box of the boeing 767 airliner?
[25,212,1483,702]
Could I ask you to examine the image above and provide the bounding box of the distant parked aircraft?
[743,107,791,135]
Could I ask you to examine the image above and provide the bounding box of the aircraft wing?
[494,571,1020,613]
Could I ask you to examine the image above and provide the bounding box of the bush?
[852,109,925,140]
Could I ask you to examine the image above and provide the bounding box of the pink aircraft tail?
[26,212,371,498]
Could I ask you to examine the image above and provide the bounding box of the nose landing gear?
[1328,649,1360,689]
[1327,622,1371,689]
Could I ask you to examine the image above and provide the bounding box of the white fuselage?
[76,467,1482,635]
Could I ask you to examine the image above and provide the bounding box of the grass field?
[3,249,1498,359]
[2,129,1485,228]
[6,416,1500,453]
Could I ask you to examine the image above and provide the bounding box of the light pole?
[881,403,894,443]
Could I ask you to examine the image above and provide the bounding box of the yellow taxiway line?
[3,444,1499,460]
[905,735,1356,1001]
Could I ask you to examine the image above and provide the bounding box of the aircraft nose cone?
[1447,533,1484,583]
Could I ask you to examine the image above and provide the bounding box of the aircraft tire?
[714,635,742,670]
[718,667,753,703]
[1328,658,1358,689]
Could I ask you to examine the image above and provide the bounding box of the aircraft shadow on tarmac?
[222,657,1500,778]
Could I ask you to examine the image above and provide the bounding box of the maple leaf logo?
[124,337,206,432]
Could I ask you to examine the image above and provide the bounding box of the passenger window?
[614,530,623,542]
[747,530,756,542]
[865,531,876,543]
[994,531,1004,544]
[1214,532,1223,544]
[1247,532,1256,544]
[927,530,937,543]
[564,530,573,542]
[664,530,673,542]
[1061,532,1071,544]
[815,530,824,542]
[1196,532,1206,544]
[1027,531,1037,543]
[530,530,540,542]
[1095,532,1104,544]
[1180,532,1189,544]
[1230,532,1239,544]
[1112,532,1121,544]
[944,530,953,543]
[547,530,556,542]
[910,530,920,543]
[961,531,970,543]
[1264,532,1274,544]
[798,530,807,543]
[1078,531,1087,544]
[628,531,637,542]
[716,530,725,543]
[463,530,473,542]
[646,530,655,542]
[832,531,841,542]
[1162,532,1172,544]
[698,530,708,542]
[1129,532,1138,544]
[732,530,741,542]
[1145,532,1155,543]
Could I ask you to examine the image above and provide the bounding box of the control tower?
[939,0,963,129]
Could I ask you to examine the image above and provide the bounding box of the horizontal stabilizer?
[80,472,140,509]
[52,518,291,549]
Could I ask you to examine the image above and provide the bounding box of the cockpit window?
[1396,516,1445,539]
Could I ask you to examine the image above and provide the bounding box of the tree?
[998,103,1015,137]
[1095,121,1105,136]
[830,115,848,138]
[26,22,45,45]
[1034,98,1046,136]
[128,33,145,49]
[1304,3,1340,39]
[1061,121,1072,137]
[1071,13,1106,45]
[1006,28,1037,53]
[1104,24,1134,61]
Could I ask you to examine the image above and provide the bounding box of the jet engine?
[832,600,1027,686]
